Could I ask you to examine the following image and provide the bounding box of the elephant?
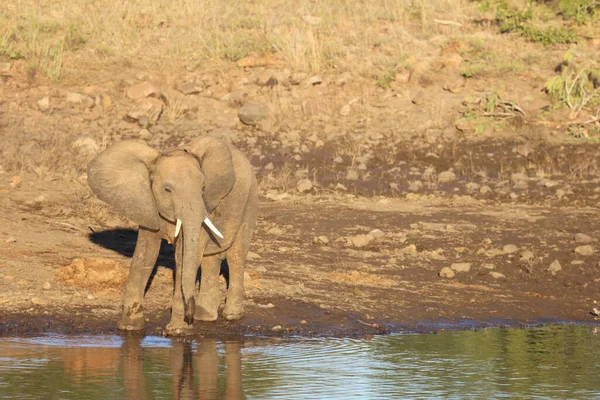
[87,135,258,335]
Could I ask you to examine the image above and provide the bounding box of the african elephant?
[87,136,258,335]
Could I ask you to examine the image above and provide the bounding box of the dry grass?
[0,0,476,81]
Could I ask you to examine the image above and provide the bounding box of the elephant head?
[87,137,235,321]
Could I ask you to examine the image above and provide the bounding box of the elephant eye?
[164,184,173,193]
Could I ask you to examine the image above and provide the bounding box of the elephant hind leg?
[223,218,255,321]
[195,255,223,322]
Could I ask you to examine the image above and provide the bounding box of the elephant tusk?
[175,218,182,238]
[203,217,224,239]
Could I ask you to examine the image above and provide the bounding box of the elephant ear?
[185,136,235,213]
[87,140,161,230]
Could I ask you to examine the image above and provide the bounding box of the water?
[0,325,599,399]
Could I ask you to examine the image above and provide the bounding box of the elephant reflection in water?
[121,336,244,400]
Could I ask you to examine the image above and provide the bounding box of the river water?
[0,324,598,399]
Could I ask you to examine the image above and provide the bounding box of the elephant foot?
[223,302,244,321]
[163,321,195,337]
[117,315,145,331]
[195,306,218,322]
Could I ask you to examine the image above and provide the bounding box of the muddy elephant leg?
[195,255,223,321]
[165,240,195,336]
[223,218,256,320]
[118,228,161,331]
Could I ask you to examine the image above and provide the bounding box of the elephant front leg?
[165,240,195,336]
[118,228,161,331]
[195,255,223,321]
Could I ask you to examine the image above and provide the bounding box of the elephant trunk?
[176,195,206,324]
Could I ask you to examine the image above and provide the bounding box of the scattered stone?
[509,192,519,200]
[38,96,50,111]
[137,129,152,140]
[408,181,423,192]
[87,294,95,300]
[574,233,595,243]
[297,178,313,193]
[66,92,93,108]
[0,62,11,74]
[306,75,323,86]
[556,189,567,199]
[42,282,51,291]
[267,226,283,235]
[503,244,519,254]
[4,237,16,243]
[483,263,495,270]
[346,169,359,181]
[126,81,161,100]
[489,271,505,279]
[450,262,471,273]
[300,320,308,325]
[247,251,262,260]
[334,156,344,164]
[335,183,347,191]
[480,185,492,195]
[31,297,49,306]
[271,325,283,332]
[520,250,535,263]
[238,101,269,125]
[177,82,203,95]
[368,229,385,238]
[353,288,363,296]
[538,179,558,188]
[71,136,100,155]
[439,267,455,278]
[137,115,150,128]
[346,235,374,248]
[314,236,330,245]
[466,182,480,191]
[574,245,595,256]
[339,104,351,116]
[547,260,561,275]
[95,94,112,110]
[255,266,267,273]
[244,272,252,281]
[438,170,456,183]
[128,97,164,126]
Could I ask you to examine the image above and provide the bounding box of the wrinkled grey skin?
[87,136,258,336]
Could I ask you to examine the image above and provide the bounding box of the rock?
[72,136,100,155]
[483,263,495,269]
[306,75,323,86]
[126,81,161,100]
[66,92,93,108]
[502,244,519,254]
[334,156,344,164]
[346,235,374,248]
[290,72,308,85]
[574,233,595,243]
[480,185,492,195]
[438,170,456,183]
[238,101,269,125]
[300,320,308,324]
[4,237,16,243]
[31,297,49,306]
[520,250,534,262]
[177,82,203,95]
[87,294,95,300]
[346,169,359,181]
[255,266,267,273]
[297,178,313,193]
[335,183,347,191]
[247,251,262,260]
[0,62,11,74]
[574,245,595,256]
[339,104,351,116]
[127,97,164,125]
[38,96,50,111]
[137,115,150,128]
[271,325,283,332]
[267,226,283,235]
[489,271,505,279]
[368,229,385,238]
[408,181,423,192]
[42,282,51,290]
[547,260,561,275]
[439,267,455,278]
[466,182,480,191]
[450,262,471,273]
[137,129,152,139]
[314,236,330,245]
[509,192,519,200]
[244,272,251,281]
[95,94,112,110]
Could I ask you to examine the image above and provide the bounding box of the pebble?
[38,96,50,111]
[31,297,49,306]
[346,169,359,181]
[408,181,423,192]
[438,170,456,183]
[482,263,495,270]
[238,101,269,125]
[439,267,455,278]
[346,235,374,248]
[300,320,308,325]
[574,245,595,256]
[126,81,161,100]
[368,229,385,238]
[87,294,95,300]
[489,271,505,279]
[503,244,519,254]
[450,263,471,273]
[271,325,283,332]
[547,260,561,275]
[574,233,595,243]
[42,282,51,290]
[255,266,267,273]
[4,237,16,243]
[480,185,492,194]
[520,250,534,262]
[267,226,283,235]
[297,179,313,193]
